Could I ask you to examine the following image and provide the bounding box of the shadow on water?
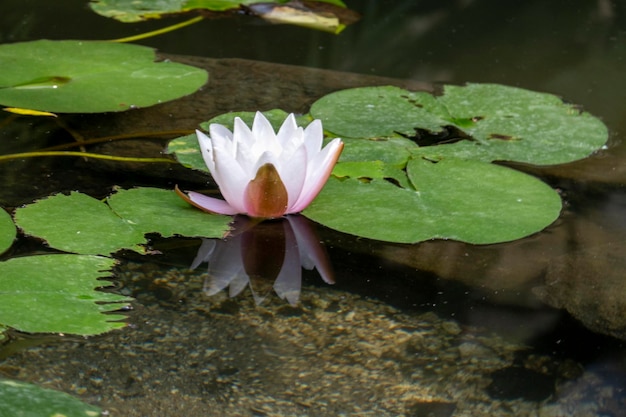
[1,0,626,415]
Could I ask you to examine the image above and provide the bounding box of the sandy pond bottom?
[0,261,619,417]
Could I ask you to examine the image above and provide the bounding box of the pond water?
[1,0,626,416]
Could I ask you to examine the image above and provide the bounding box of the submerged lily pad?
[0,379,101,416]
[14,188,230,255]
[0,209,15,256]
[310,84,608,165]
[0,254,129,335]
[0,40,208,113]
[303,158,562,244]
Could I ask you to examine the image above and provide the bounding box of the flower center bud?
[244,163,289,218]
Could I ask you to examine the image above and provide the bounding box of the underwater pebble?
[0,262,612,416]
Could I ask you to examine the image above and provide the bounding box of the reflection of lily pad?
[303,158,562,244]
[0,40,208,113]
[0,254,129,335]
[0,209,15,256]
[0,379,101,417]
[14,188,230,255]
[310,84,608,165]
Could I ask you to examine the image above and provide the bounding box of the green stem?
[107,16,204,43]
[0,151,177,164]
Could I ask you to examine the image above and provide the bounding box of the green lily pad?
[310,86,448,138]
[166,83,607,244]
[0,209,15,256]
[107,187,231,238]
[14,191,147,255]
[167,132,207,173]
[0,254,129,335]
[309,84,608,165]
[14,188,230,255]
[303,158,562,244]
[0,378,101,416]
[0,40,208,113]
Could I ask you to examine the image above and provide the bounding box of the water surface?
[0,1,625,416]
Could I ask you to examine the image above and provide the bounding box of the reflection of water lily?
[185,112,343,219]
[191,215,334,305]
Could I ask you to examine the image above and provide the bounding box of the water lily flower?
[184,112,343,219]
[191,215,334,305]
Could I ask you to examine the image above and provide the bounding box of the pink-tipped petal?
[303,119,324,153]
[187,191,240,215]
[291,138,344,212]
[276,144,308,210]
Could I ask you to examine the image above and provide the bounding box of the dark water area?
[1,0,626,416]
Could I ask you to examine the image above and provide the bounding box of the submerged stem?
[0,151,177,164]
[107,16,204,43]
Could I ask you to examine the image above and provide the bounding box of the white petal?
[209,124,237,158]
[303,119,324,156]
[234,135,261,178]
[233,117,256,152]
[211,147,251,213]
[196,130,216,175]
[276,113,300,147]
[276,144,307,210]
[252,112,280,154]
[291,138,343,212]
[208,123,233,142]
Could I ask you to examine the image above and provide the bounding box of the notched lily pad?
[0,379,102,416]
[14,188,231,255]
[14,191,146,255]
[310,86,449,138]
[310,84,608,165]
[107,187,232,238]
[0,40,208,113]
[0,254,129,335]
